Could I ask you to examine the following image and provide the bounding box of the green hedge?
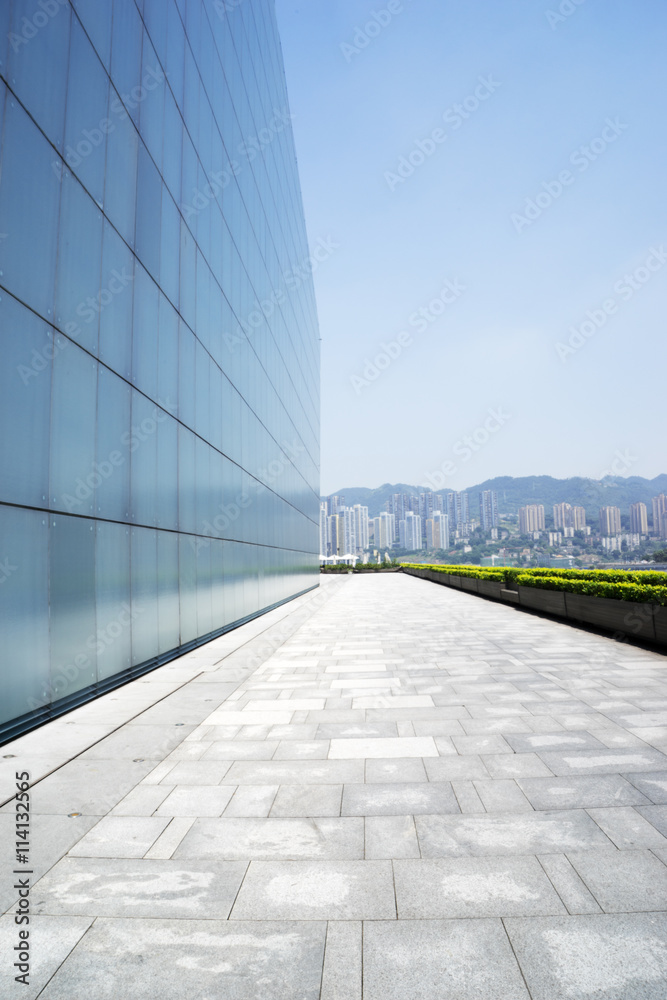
[402,564,667,606]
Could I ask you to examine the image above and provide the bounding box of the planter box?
[564,592,657,642]
[477,580,503,599]
[500,589,520,602]
[518,586,567,617]
[654,606,667,645]
[460,577,479,593]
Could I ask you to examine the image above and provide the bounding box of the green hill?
[324,475,667,521]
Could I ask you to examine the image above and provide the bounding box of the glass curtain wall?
[0,0,320,740]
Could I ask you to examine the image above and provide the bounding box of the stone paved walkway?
[3,573,667,998]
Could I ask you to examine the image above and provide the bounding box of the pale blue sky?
[275,0,667,495]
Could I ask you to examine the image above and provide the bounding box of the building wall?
[0,0,320,738]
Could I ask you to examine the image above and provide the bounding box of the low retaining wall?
[402,567,667,649]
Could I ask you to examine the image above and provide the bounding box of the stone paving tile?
[505,913,667,999]
[0,914,93,1000]
[67,816,170,858]
[5,573,667,993]
[538,748,667,775]
[416,810,614,857]
[363,919,531,1000]
[320,921,362,1000]
[566,850,667,912]
[33,856,247,918]
[587,806,667,849]
[230,860,396,920]
[270,784,342,817]
[328,736,438,759]
[342,782,459,817]
[518,774,651,810]
[174,817,364,859]
[37,918,327,999]
[394,856,566,917]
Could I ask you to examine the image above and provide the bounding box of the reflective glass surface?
[0,0,320,735]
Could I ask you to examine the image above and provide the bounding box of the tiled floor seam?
[34,916,99,1000]
[499,917,536,999]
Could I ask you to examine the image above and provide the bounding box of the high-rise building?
[399,512,422,551]
[328,495,345,517]
[446,492,470,530]
[337,508,357,556]
[320,504,328,558]
[519,505,545,534]
[374,512,394,550]
[629,502,648,535]
[599,506,622,536]
[553,503,586,530]
[653,495,667,537]
[479,491,499,531]
[353,505,369,552]
[426,511,450,550]
[0,1,320,739]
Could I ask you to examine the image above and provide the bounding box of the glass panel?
[0,294,52,507]
[49,514,97,700]
[0,507,49,726]
[110,0,143,123]
[50,346,97,516]
[95,521,132,680]
[64,17,110,206]
[55,171,103,354]
[98,220,135,377]
[71,0,113,67]
[128,390,158,527]
[157,295,179,412]
[95,365,131,521]
[135,144,162,281]
[103,106,139,247]
[130,526,158,664]
[7,0,70,150]
[131,261,159,399]
[156,408,178,530]
[0,98,60,319]
[157,530,180,652]
[178,533,197,644]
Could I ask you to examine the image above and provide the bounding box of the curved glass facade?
[0,0,320,740]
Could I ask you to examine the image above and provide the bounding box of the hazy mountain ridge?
[324,475,667,520]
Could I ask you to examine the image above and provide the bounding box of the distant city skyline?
[276,0,667,495]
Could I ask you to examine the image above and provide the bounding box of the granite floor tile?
[33,856,247,918]
[156,785,236,818]
[320,921,362,1000]
[517,775,651,810]
[223,785,278,817]
[538,748,667,775]
[394,856,566,917]
[37,918,327,1000]
[567,850,667,912]
[587,806,667,849]
[363,919,530,1000]
[0,914,93,1000]
[270,784,342,817]
[364,758,428,783]
[221,760,365,785]
[416,810,614,857]
[68,816,171,858]
[174,817,364,859]
[201,741,279,760]
[230,860,395,919]
[365,815,420,858]
[328,736,438,759]
[505,913,667,1000]
[342,782,459,816]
